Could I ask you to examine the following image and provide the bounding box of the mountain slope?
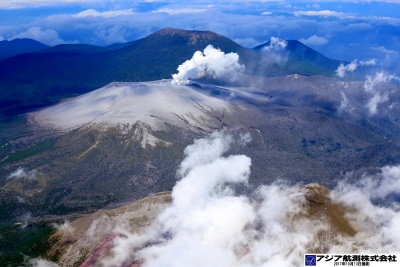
[0,38,49,61]
[0,28,256,117]
[254,40,343,75]
[45,184,355,267]
[2,76,400,222]
[0,28,338,117]
[39,44,110,55]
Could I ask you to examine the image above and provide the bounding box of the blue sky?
[0,0,399,67]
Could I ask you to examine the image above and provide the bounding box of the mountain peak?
[150,28,224,45]
[0,38,49,60]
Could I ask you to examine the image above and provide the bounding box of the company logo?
[305,255,316,266]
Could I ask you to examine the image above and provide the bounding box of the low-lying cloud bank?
[171,45,244,85]
[89,132,400,267]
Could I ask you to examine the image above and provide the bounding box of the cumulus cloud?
[330,165,400,253]
[336,59,376,78]
[261,36,289,65]
[7,167,36,180]
[11,27,65,46]
[261,11,272,16]
[299,35,328,46]
[84,131,400,266]
[171,45,244,85]
[73,8,134,18]
[294,10,350,19]
[0,0,99,9]
[95,26,127,44]
[262,36,287,51]
[153,8,207,15]
[336,60,358,78]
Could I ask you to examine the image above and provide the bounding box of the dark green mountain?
[0,38,49,61]
[0,29,339,117]
[0,28,258,117]
[254,40,343,75]
[39,44,110,55]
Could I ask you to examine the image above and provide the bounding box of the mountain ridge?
[0,38,49,61]
[0,28,340,118]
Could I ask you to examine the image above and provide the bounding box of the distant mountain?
[0,28,339,117]
[39,44,110,55]
[0,38,49,60]
[254,40,343,75]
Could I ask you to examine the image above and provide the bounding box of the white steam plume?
[7,167,36,180]
[171,45,244,85]
[25,257,60,267]
[262,36,288,52]
[261,37,288,65]
[336,59,376,78]
[330,165,400,253]
[363,72,399,115]
[337,91,349,113]
[90,132,397,267]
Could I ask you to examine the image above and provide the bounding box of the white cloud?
[364,71,398,93]
[233,37,259,48]
[153,8,207,15]
[96,132,400,266]
[261,36,289,65]
[26,258,60,267]
[0,0,100,9]
[95,26,127,44]
[11,27,65,46]
[337,91,349,113]
[336,59,376,78]
[336,60,358,78]
[7,167,36,180]
[359,59,377,66]
[34,131,400,266]
[261,11,272,16]
[294,10,350,19]
[299,35,328,46]
[366,92,389,116]
[331,165,400,253]
[73,8,134,18]
[262,36,287,51]
[171,45,244,85]
[363,72,400,115]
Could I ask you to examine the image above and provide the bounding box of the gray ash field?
[1,74,400,222]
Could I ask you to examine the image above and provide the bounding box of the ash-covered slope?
[45,184,354,267]
[33,80,230,137]
[39,130,400,266]
[47,192,172,267]
[2,74,400,223]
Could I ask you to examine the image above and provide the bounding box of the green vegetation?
[0,222,55,266]
[1,139,56,165]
